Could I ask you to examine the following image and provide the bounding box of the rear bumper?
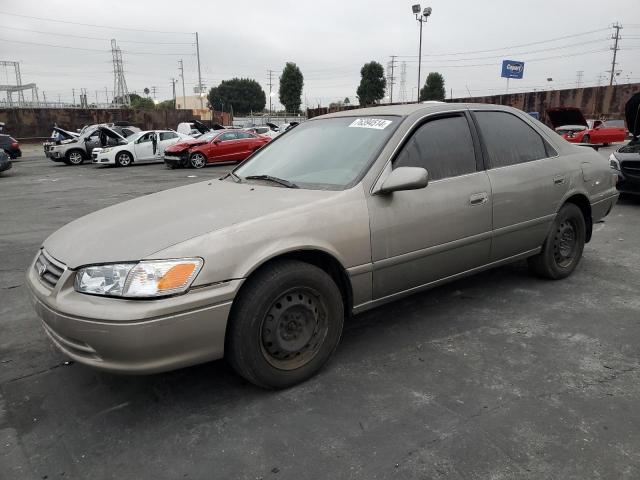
[26,256,241,374]
[6,148,21,158]
[591,193,619,222]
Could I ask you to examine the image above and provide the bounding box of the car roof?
[317,102,516,120]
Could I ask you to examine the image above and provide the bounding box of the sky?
[1,0,639,108]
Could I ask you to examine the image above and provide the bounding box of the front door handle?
[553,175,566,185]
[469,192,488,206]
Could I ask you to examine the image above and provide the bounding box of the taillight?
[10,142,18,149]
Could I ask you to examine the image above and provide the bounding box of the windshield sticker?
[348,118,393,130]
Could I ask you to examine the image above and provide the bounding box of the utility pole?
[178,59,186,110]
[399,61,407,103]
[43,91,47,106]
[171,78,177,109]
[576,70,584,88]
[609,22,622,86]
[195,32,203,109]
[412,6,433,102]
[151,86,157,100]
[104,86,109,104]
[72,88,76,106]
[95,90,99,105]
[388,55,397,103]
[267,69,275,116]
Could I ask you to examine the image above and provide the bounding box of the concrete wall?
[0,108,228,139]
[450,83,640,125]
[307,83,640,126]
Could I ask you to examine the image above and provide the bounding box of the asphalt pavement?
[1,144,639,480]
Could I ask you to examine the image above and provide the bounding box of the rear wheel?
[582,134,590,144]
[66,150,84,165]
[115,151,133,167]
[226,260,344,389]
[528,203,586,279]
[190,153,206,169]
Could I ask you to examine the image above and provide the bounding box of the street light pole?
[412,5,432,102]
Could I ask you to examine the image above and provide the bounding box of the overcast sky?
[1,0,639,108]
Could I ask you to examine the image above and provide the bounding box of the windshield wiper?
[245,175,299,188]
[221,171,242,183]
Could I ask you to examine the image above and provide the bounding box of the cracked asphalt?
[1,144,639,479]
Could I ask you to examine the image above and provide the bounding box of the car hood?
[546,107,588,129]
[625,92,640,138]
[43,180,337,269]
[165,139,207,151]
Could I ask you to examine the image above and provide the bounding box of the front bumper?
[26,252,241,374]
[0,159,11,172]
[164,154,188,167]
[92,154,114,164]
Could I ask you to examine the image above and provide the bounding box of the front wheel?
[66,150,84,165]
[189,153,206,169]
[528,203,586,279]
[226,260,344,389]
[115,151,133,167]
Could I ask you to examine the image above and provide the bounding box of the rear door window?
[474,111,549,168]
[394,114,477,181]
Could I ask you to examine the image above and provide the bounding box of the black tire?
[115,151,133,167]
[582,134,590,144]
[528,203,586,280]
[65,150,84,165]
[226,260,344,389]
[189,153,206,169]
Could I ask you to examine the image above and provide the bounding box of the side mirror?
[378,167,428,194]
[213,139,220,145]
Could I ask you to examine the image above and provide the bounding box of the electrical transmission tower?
[576,70,584,88]
[111,39,130,107]
[386,56,397,103]
[0,60,39,106]
[399,61,407,103]
[609,23,622,86]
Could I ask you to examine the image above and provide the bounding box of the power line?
[397,27,610,57]
[0,10,193,34]
[0,24,195,44]
[0,37,194,55]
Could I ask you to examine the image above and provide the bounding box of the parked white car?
[92,130,192,167]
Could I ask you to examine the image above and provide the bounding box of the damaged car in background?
[46,124,140,165]
[547,107,628,146]
[609,92,640,195]
[43,127,79,158]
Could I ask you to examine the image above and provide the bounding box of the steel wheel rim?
[260,287,329,371]
[118,153,131,166]
[191,154,205,168]
[69,152,82,164]
[553,219,577,268]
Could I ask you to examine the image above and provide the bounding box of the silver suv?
[26,103,618,388]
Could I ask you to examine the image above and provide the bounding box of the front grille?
[34,250,66,289]
[621,160,640,179]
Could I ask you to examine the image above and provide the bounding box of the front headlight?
[101,148,112,153]
[609,153,621,171]
[75,258,203,298]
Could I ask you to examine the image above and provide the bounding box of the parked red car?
[164,130,270,168]
[547,107,628,145]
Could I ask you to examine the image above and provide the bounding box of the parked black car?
[609,92,640,195]
[0,134,21,158]
[0,150,12,174]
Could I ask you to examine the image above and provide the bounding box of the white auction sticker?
[348,118,392,130]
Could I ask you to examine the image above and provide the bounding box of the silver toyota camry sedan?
[26,103,618,388]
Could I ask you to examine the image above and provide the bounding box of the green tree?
[419,72,446,101]
[156,99,175,109]
[207,78,266,115]
[278,62,304,113]
[131,96,155,109]
[356,61,386,106]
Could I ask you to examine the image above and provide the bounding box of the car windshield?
[198,131,218,141]
[234,116,399,190]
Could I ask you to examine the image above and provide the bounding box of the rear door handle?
[469,192,488,206]
[553,175,566,185]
